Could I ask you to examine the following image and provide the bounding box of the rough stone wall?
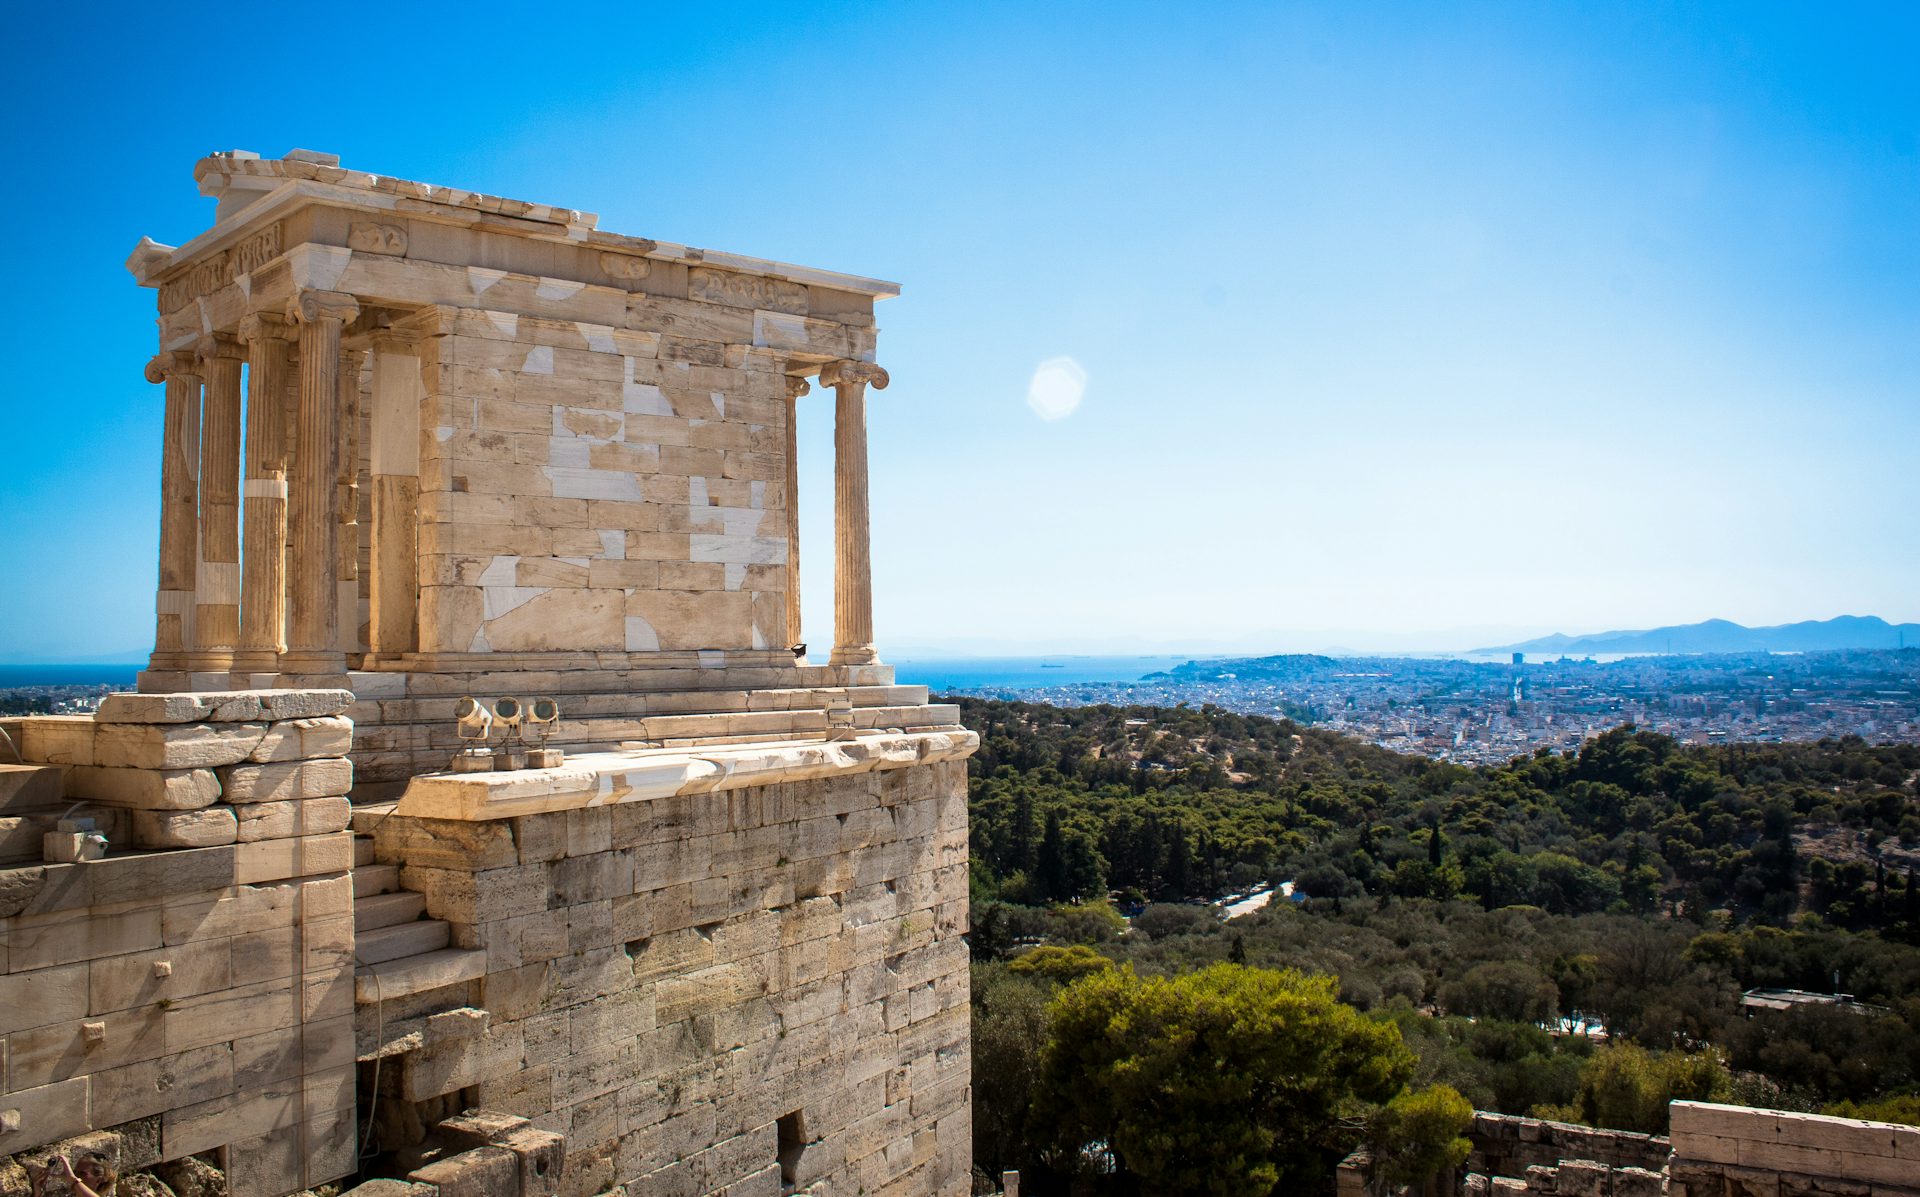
[1467,1112,1670,1180]
[1667,1100,1920,1197]
[369,756,972,1196]
[0,691,358,1197]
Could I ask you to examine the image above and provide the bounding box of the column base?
[228,650,282,673]
[277,650,348,675]
[137,669,190,694]
[829,645,880,667]
[185,651,237,672]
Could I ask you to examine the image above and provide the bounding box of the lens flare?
[1027,356,1087,421]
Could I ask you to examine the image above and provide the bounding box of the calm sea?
[890,655,1192,692]
[0,657,1194,694]
[0,664,142,688]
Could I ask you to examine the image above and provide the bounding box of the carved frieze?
[688,267,808,316]
[599,251,652,285]
[158,225,282,314]
[231,226,282,275]
[348,222,408,255]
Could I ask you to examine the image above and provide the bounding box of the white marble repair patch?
[545,466,640,501]
[483,584,548,620]
[536,278,585,302]
[622,361,669,415]
[576,322,616,354]
[625,615,659,651]
[477,555,521,587]
[523,346,554,375]
[547,437,591,469]
[486,311,519,338]
[598,530,626,560]
[468,266,506,297]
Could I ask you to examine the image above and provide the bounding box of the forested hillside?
[958,698,1920,1192]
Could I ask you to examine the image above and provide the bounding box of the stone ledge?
[393,728,978,821]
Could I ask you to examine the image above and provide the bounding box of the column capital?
[287,289,361,327]
[144,350,200,385]
[369,324,428,354]
[819,360,889,391]
[197,332,246,364]
[237,311,294,345]
[781,376,811,402]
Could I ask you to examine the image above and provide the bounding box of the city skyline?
[1,2,1915,661]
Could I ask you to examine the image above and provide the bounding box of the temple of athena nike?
[0,150,975,1197]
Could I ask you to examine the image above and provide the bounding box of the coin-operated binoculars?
[526,697,564,768]
[450,696,495,772]
[490,697,528,771]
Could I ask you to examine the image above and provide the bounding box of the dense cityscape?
[936,649,1920,765]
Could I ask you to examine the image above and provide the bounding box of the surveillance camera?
[454,696,493,741]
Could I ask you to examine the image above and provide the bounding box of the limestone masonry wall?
[1667,1100,1920,1197]
[362,756,973,1197]
[0,691,358,1196]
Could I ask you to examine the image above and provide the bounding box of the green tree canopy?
[1037,963,1414,1195]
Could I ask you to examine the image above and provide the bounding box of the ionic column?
[780,375,810,653]
[145,351,202,671]
[337,342,367,655]
[192,334,245,670]
[235,313,293,671]
[282,290,359,674]
[820,360,889,667]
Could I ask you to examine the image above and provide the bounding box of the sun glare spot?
[1027,357,1087,421]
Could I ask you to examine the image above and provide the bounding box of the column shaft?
[782,377,810,652]
[146,353,202,670]
[823,361,888,667]
[337,344,365,655]
[283,291,358,673]
[237,315,292,669]
[193,336,244,667]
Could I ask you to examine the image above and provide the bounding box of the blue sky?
[1,2,1914,660]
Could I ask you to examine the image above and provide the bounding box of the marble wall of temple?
[121,151,959,787]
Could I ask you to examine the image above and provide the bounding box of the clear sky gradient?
[1,2,1914,660]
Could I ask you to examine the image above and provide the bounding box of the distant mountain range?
[1478,616,1920,657]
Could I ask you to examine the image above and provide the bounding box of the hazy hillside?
[1481,615,1920,656]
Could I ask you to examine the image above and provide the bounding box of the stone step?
[347,661,896,699]
[349,802,398,833]
[350,703,960,756]
[357,918,451,964]
[355,890,428,932]
[355,947,488,1005]
[353,836,375,867]
[354,862,401,898]
[0,763,66,816]
[349,684,931,725]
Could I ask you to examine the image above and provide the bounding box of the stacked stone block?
[1466,1112,1670,1181]
[26,690,356,850]
[1668,1100,1920,1196]
[0,691,358,1197]
[365,756,973,1197]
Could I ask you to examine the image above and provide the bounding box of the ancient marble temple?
[0,151,972,1197]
